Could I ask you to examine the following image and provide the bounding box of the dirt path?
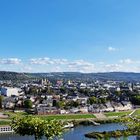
[129,110,136,116]
[94,113,107,120]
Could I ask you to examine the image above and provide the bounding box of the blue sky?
[0,0,140,72]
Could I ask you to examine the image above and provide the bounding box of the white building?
[0,87,21,97]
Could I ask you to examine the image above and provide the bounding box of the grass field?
[0,112,27,126]
[104,111,132,117]
[132,109,140,116]
[1,111,96,122]
[3,111,28,119]
[39,114,96,120]
[0,120,11,126]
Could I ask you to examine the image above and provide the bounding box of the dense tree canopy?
[24,99,33,109]
[122,116,140,131]
[11,116,64,140]
[130,95,140,105]
[0,96,3,109]
[87,97,97,105]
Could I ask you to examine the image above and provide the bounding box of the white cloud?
[29,58,95,73]
[30,57,68,65]
[108,47,117,52]
[119,59,134,64]
[1,57,140,73]
[52,59,68,65]
[0,58,21,65]
[23,58,140,73]
[103,64,123,72]
[30,57,51,65]
[119,58,140,64]
[68,60,93,67]
[68,60,95,73]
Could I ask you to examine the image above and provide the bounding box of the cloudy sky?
[0,0,140,73]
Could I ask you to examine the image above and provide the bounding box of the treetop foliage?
[11,115,64,140]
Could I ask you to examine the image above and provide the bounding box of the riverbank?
[84,115,140,139]
[85,128,139,139]
[0,123,138,140]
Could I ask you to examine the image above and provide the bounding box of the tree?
[121,116,140,135]
[130,95,140,105]
[24,99,33,109]
[44,119,63,139]
[29,86,38,96]
[100,98,107,104]
[87,97,97,105]
[56,101,65,109]
[0,96,3,109]
[114,91,121,96]
[11,116,63,140]
[67,100,79,108]
[11,116,43,140]
[72,101,79,107]
[60,86,66,94]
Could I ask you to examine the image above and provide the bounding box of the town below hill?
[0,71,140,129]
[0,72,140,116]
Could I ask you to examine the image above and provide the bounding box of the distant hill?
[28,72,140,82]
[88,72,140,81]
[0,71,140,81]
[0,71,32,80]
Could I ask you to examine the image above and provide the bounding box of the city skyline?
[0,0,140,73]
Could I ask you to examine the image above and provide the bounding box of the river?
[0,123,139,140]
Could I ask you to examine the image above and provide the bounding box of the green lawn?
[39,114,96,120]
[3,111,28,119]
[104,111,132,117]
[0,120,11,126]
[132,109,140,116]
[1,111,96,121]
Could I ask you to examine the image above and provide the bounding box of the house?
[77,96,88,105]
[5,102,15,109]
[16,100,23,108]
[79,107,88,113]
[42,98,53,107]
[88,103,114,113]
[99,104,108,112]
[104,102,114,112]
[80,83,87,89]
[59,109,69,114]
[112,102,124,111]
[67,95,79,101]
[120,86,132,92]
[70,108,79,113]
[109,87,120,92]
[121,101,133,110]
[103,84,113,90]
[36,104,59,115]
[26,95,36,102]
[88,104,100,113]
[2,97,15,109]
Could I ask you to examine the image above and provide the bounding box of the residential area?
[0,78,140,116]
